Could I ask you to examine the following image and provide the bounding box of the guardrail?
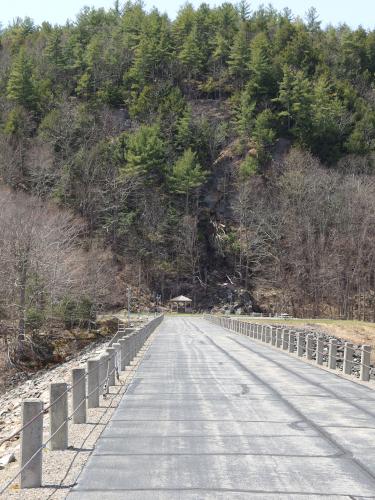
[0,314,164,493]
[204,315,372,382]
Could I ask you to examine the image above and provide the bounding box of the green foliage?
[121,124,166,181]
[25,307,45,333]
[275,65,313,144]
[346,109,375,155]
[178,24,203,76]
[228,22,250,83]
[0,1,375,305]
[247,32,275,99]
[4,106,33,137]
[60,297,95,329]
[168,148,207,210]
[240,155,258,178]
[253,109,276,162]
[129,10,173,87]
[7,48,38,110]
[309,76,348,163]
[174,107,194,151]
[232,91,256,137]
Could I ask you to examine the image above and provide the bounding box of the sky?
[0,0,374,29]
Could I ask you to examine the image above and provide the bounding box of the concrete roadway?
[68,317,375,499]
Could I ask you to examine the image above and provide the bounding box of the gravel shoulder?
[0,319,153,498]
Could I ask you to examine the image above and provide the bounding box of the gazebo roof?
[170,295,192,303]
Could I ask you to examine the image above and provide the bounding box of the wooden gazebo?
[170,295,192,313]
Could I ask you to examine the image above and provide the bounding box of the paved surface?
[68,317,375,499]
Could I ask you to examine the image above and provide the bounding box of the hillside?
[0,0,374,355]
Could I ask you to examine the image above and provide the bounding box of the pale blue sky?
[0,0,373,29]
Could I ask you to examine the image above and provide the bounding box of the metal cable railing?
[0,353,113,449]
[205,315,373,380]
[0,314,164,494]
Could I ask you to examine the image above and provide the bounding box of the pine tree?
[253,109,276,163]
[233,90,256,137]
[178,25,203,79]
[237,0,251,21]
[247,32,275,99]
[175,107,194,151]
[169,148,207,212]
[7,48,37,110]
[306,7,321,33]
[275,65,295,131]
[310,76,347,162]
[130,11,173,86]
[228,22,250,85]
[121,125,166,182]
[275,67,312,144]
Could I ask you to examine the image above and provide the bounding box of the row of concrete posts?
[205,315,372,383]
[17,315,163,490]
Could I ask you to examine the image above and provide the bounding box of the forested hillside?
[1,0,375,334]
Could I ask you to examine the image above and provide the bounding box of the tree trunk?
[17,254,28,358]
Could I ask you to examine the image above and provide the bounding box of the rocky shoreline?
[0,316,149,458]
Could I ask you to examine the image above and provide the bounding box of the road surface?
[69,316,375,499]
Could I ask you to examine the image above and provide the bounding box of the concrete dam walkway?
[69,317,375,498]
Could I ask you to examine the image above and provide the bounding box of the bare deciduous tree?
[233,149,375,319]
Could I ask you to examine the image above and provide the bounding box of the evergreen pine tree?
[7,48,38,110]
[169,148,207,212]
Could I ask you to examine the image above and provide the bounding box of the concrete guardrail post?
[343,342,353,375]
[131,333,137,362]
[72,368,86,424]
[126,335,133,366]
[106,347,116,386]
[316,337,324,366]
[276,328,282,348]
[282,329,289,350]
[306,335,314,360]
[134,331,140,356]
[125,329,135,362]
[328,339,337,370]
[99,353,109,394]
[360,345,371,381]
[112,342,121,376]
[87,358,100,408]
[125,327,134,351]
[289,331,295,353]
[49,383,68,450]
[262,325,266,342]
[297,332,304,357]
[132,332,138,355]
[119,338,128,371]
[271,327,277,346]
[20,399,43,489]
[266,326,272,343]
